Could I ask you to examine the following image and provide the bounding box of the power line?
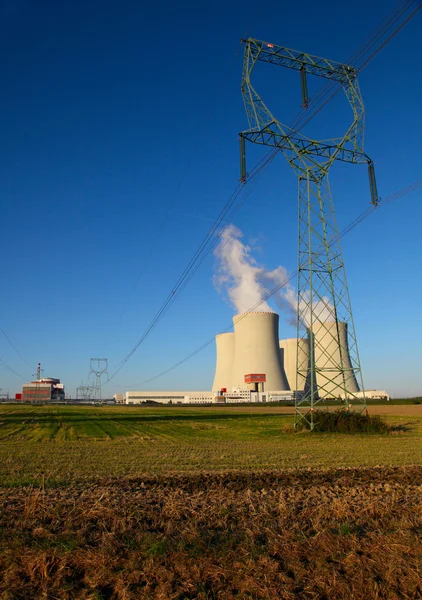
[290,0,420,133]
[108,149,278,382]
[357,1,421,69]
[132,179,422,387]
[0,357,28,381]
[0,325,32,367]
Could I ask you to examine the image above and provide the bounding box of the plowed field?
[1,466,421,599]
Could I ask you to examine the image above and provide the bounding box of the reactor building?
[20,378,65,403]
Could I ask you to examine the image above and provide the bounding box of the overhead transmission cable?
[133,178,422,386]
[290,0,420,132]
[0,325,32,367]
[107,150,277,382]
[0,323,32,380]
[107,3,420,383]
[0,356,28,381]
[357,1,421,69]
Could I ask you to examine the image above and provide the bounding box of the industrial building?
[125,388,294,405]
[213,312,290,393]
[356,390,390,401]
[113,393,125,404]
[279,338,310,391]
[211,311,386,401]
[126,312,294,405]
[21,378,65,403]
[213,311,292,397]
[18,362,66,403]
[126,310,386,405]
[126,391,216,405]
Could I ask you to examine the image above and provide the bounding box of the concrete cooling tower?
[231,312,289,391]
[311,320,359,398]
[212,332,235,392]
[279,338,310,391]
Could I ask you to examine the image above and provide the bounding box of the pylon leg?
[295,170,366,428]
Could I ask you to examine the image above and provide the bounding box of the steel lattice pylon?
[239,39,379,428]
[89,358,109,401]
[76,385,94,401]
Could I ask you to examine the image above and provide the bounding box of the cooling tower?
[212,332,235,392]
[279,338,310,391]
[231,312,289,391]
[311,320,359,398]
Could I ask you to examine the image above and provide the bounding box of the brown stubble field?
[0,403,421,599]
[1,467,421,599]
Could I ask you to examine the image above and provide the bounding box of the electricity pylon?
[239,39,379,429]
[76,385,93,401]
[89,358,109,401]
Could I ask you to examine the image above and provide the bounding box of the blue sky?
[1,0,421,398]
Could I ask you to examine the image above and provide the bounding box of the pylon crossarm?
[240,41,370,177]
[243,38,357,83]
[240,130,369,165]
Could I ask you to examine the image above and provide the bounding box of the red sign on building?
[244,374,266,383]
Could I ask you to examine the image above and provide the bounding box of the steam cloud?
[213,225,334,325]
[213,225,296,317]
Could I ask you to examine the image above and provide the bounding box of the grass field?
[1,403,422,485]
[0,403,421,486]
[1,404,421,598]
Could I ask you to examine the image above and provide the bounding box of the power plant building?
[125,389,294,405]
[279,337,310,392]
[231,312,289,392]
[210,311,385,401]
[125,311,387,405]
[212,333,235,392]
[21,378,65,402]
[212,311,291,398]
[126,391,216,405]
[311,321,359,399]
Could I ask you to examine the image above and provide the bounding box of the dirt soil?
[0,466,421,599]
[367,404,422,416]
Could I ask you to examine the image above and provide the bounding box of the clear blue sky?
[1,0,421,398]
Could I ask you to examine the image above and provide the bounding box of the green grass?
[0,404,294,441]
[0,404,421,486]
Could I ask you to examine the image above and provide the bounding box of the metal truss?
[295,173,366,427]
[76,385,93,401]
[89,358,109,401]
[241,39,358,83]
[240,38,378,428]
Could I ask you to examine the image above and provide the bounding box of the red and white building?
[20,378,65,403]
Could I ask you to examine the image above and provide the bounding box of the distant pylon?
[89,358,108,400]
[76,385,93,401]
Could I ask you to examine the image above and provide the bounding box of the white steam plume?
[213,225,334,325]
[213,225,296,317]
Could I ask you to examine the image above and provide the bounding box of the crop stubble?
[0,466,421,599]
